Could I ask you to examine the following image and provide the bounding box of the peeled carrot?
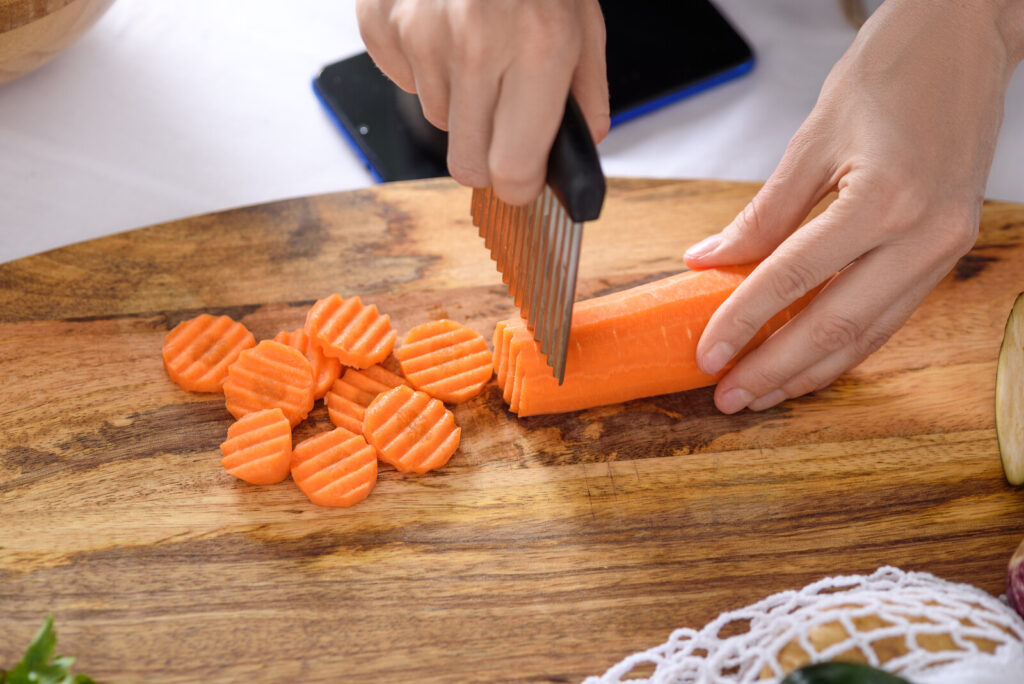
[304,294,397,369]
[394,319,493,403]
[273,328,343,399]
[362,385,460,474]
[222,340,315,427]
[495,265,819,417]
[219,408,292,485]
[291,427,378,508]
[325,365,409,434]
[162,313,255,393]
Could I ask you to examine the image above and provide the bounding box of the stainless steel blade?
[471,184,583,384]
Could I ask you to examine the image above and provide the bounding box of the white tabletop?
[1,0,1022,264]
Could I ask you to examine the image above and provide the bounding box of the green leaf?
[21,615,57,670]
[2,617,92,684]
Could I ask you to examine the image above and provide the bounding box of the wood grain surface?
[1,178,1022,683]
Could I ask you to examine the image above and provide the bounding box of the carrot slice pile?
[222,340,315,427]
[219,408,292,485]
[291,427,378,507]
[325,365,409,434]
[394,319,493,403]
[363,385,461,474]
[304,294,397,369]
[162,313,255,393]
[494,265,820,417]
[273,328,343,399]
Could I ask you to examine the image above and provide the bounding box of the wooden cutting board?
[1,178,1022,683]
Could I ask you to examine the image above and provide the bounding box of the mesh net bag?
[584,566,1024,684]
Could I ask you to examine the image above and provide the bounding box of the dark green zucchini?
[781,662,911,684]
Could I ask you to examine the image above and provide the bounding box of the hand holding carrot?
[355,0,610,205]
[685,0,1024,414]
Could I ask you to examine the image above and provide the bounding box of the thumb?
[684,128,831,268]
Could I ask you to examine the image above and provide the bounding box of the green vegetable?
[781,662,911,684]
[0,615,94,684]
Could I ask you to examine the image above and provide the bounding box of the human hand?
[684,0,1024,414]
[355,0,610,205]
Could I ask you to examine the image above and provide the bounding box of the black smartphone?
[314,0,754,182]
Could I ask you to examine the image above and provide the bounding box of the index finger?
[696,197,878,377]
[487,45,578,205]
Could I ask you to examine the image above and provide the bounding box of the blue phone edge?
[312,76,386,184]
[609,56,756,128]
[312,55,756,184]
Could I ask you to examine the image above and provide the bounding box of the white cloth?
[2,1,1023,264]
[583,566,1024,684]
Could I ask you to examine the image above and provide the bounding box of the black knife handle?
[545,94,606,223]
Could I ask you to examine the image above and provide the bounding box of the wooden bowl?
[0,0,117,85]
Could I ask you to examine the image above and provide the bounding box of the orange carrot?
[273,328,343,399]
[496,265,819,417]
[291,427,378,508]
[219,408,292,485]
[325,365,409,434]
[362,385,460,474]
[394,319,493,403]
[304,294,397,369]
[162,313,255,393]
[222,340,315,427]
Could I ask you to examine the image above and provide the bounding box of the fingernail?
[748,389,787,412]
[718,388,754,414]
[699,341,735,376]
[685,234,722,260]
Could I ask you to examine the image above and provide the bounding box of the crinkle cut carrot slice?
[273,328,343,399]
[325,365,409,434]
[223,340,315,427]
[291,427,378,508]
[394,319,493,404]
[163,313,255,393]
[304,294,397,369]
[362,385,460,475]
[219,408,292,485]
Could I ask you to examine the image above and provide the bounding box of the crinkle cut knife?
[470,95,606,384]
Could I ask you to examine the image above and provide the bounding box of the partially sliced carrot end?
[273,328,343,399]
[304,294,397,369]
[219,408,292,485]
[163,313,256,393]
[291,427,378,507]
[325,365,409,434]
[223,340,316,427]
[395,319,493,403]
[363,385,461,475]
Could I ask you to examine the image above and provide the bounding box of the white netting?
[583,567,1024,684]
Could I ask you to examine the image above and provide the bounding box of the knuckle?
[743,363,789,394]
[935,215,980,258]
[781,375,820,400]
[768,259,819,304]
[856,324,897,359]
[452,35,490,70]
[737,198,767,237]
[783,368,835,399]
[726,308,765,342]
[808,311,862,354]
